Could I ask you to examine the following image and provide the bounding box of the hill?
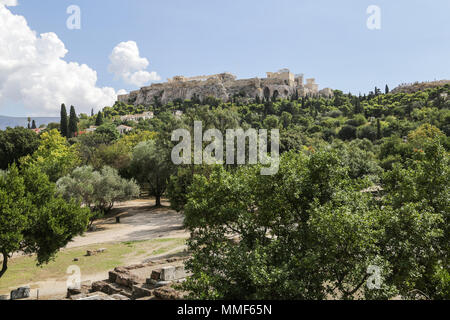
[392,80,450,94]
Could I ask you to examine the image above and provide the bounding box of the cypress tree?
[95,111,104,126]
[377,119,382,140]
[60,104,68,138]
[68,105,78,138]
[31,120,37,129]
[385,85,390,94]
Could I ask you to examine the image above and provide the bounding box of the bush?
[357,125,377,141]
[338,125,357,140]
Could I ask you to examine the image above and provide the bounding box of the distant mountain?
[0,116,60,130]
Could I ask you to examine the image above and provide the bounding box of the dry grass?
[0,237,187,294]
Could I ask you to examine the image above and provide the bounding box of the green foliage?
[57,166,139,224]
[95,123,120,143]
[130,140,174,206]
[338,125,357,140]
[60,104,68,138]
[182,139,448,299]
[182,151,396,299]
[0,127,40,170]
[68,105,79,138]
[20,130,80,182]
[0,165,90,278]
[380,140,449,299]
[95,111,104,126]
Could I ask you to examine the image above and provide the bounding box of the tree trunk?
[0,252,8,279]
[156,195,161,207]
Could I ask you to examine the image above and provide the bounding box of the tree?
[338,125,357,140]
[381,139,449,299]
[68,105,79,138]
[20,130,80,182]
[182,151,395,299]
[280,112,293,128]
[95,123,120,143]
[57,166,140,225]
[377,119,382,139]
[31,120,37,129]
[60,104,68,138]
[0,165,90,279]
[27,117,31,129]
[130,140,173,206]
[263,115,279,129]
[356,125,377,142]
[0,127,40,170]
[95,111,104,126]
[385,85,390,94]
[91,143,132,172]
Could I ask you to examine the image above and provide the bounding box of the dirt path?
[67,199,188,249]
[4,199,190,300]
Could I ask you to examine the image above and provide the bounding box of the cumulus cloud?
[0,0,18,6]
[108,41,161,87]
[0,5,118,116]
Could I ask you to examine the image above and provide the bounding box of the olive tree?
[130,140,174,206]
[57,166,140,225]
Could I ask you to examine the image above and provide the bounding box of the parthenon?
[117,69,333,106]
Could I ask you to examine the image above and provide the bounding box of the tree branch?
[0,252,8,279]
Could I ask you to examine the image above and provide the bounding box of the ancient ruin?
[66,255,191,300]
[117,69,333,106]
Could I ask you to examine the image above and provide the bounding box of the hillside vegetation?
[1,83,449,300]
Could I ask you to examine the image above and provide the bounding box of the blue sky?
[2,0,450,116]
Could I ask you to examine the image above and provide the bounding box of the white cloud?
[108,41,161,87]
[0,0,18,7]
[0,5,118,116]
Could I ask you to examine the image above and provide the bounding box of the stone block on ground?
[160,265,189,281]
[91,281,111,294]
[109,270,120,283]
[67,283,91,298]
[10,286,30,300]
[153,287,185,300]
[132,284,154,299]
[86,248,107,256]
[150,269,162,280]
[115,273,140,288]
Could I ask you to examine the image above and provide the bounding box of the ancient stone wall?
[117,69,333,106]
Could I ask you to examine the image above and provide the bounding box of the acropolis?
[117,69,333,106]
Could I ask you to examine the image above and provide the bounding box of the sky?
[0,0,449,117]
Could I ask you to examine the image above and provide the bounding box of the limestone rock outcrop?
[118,69,333,106]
